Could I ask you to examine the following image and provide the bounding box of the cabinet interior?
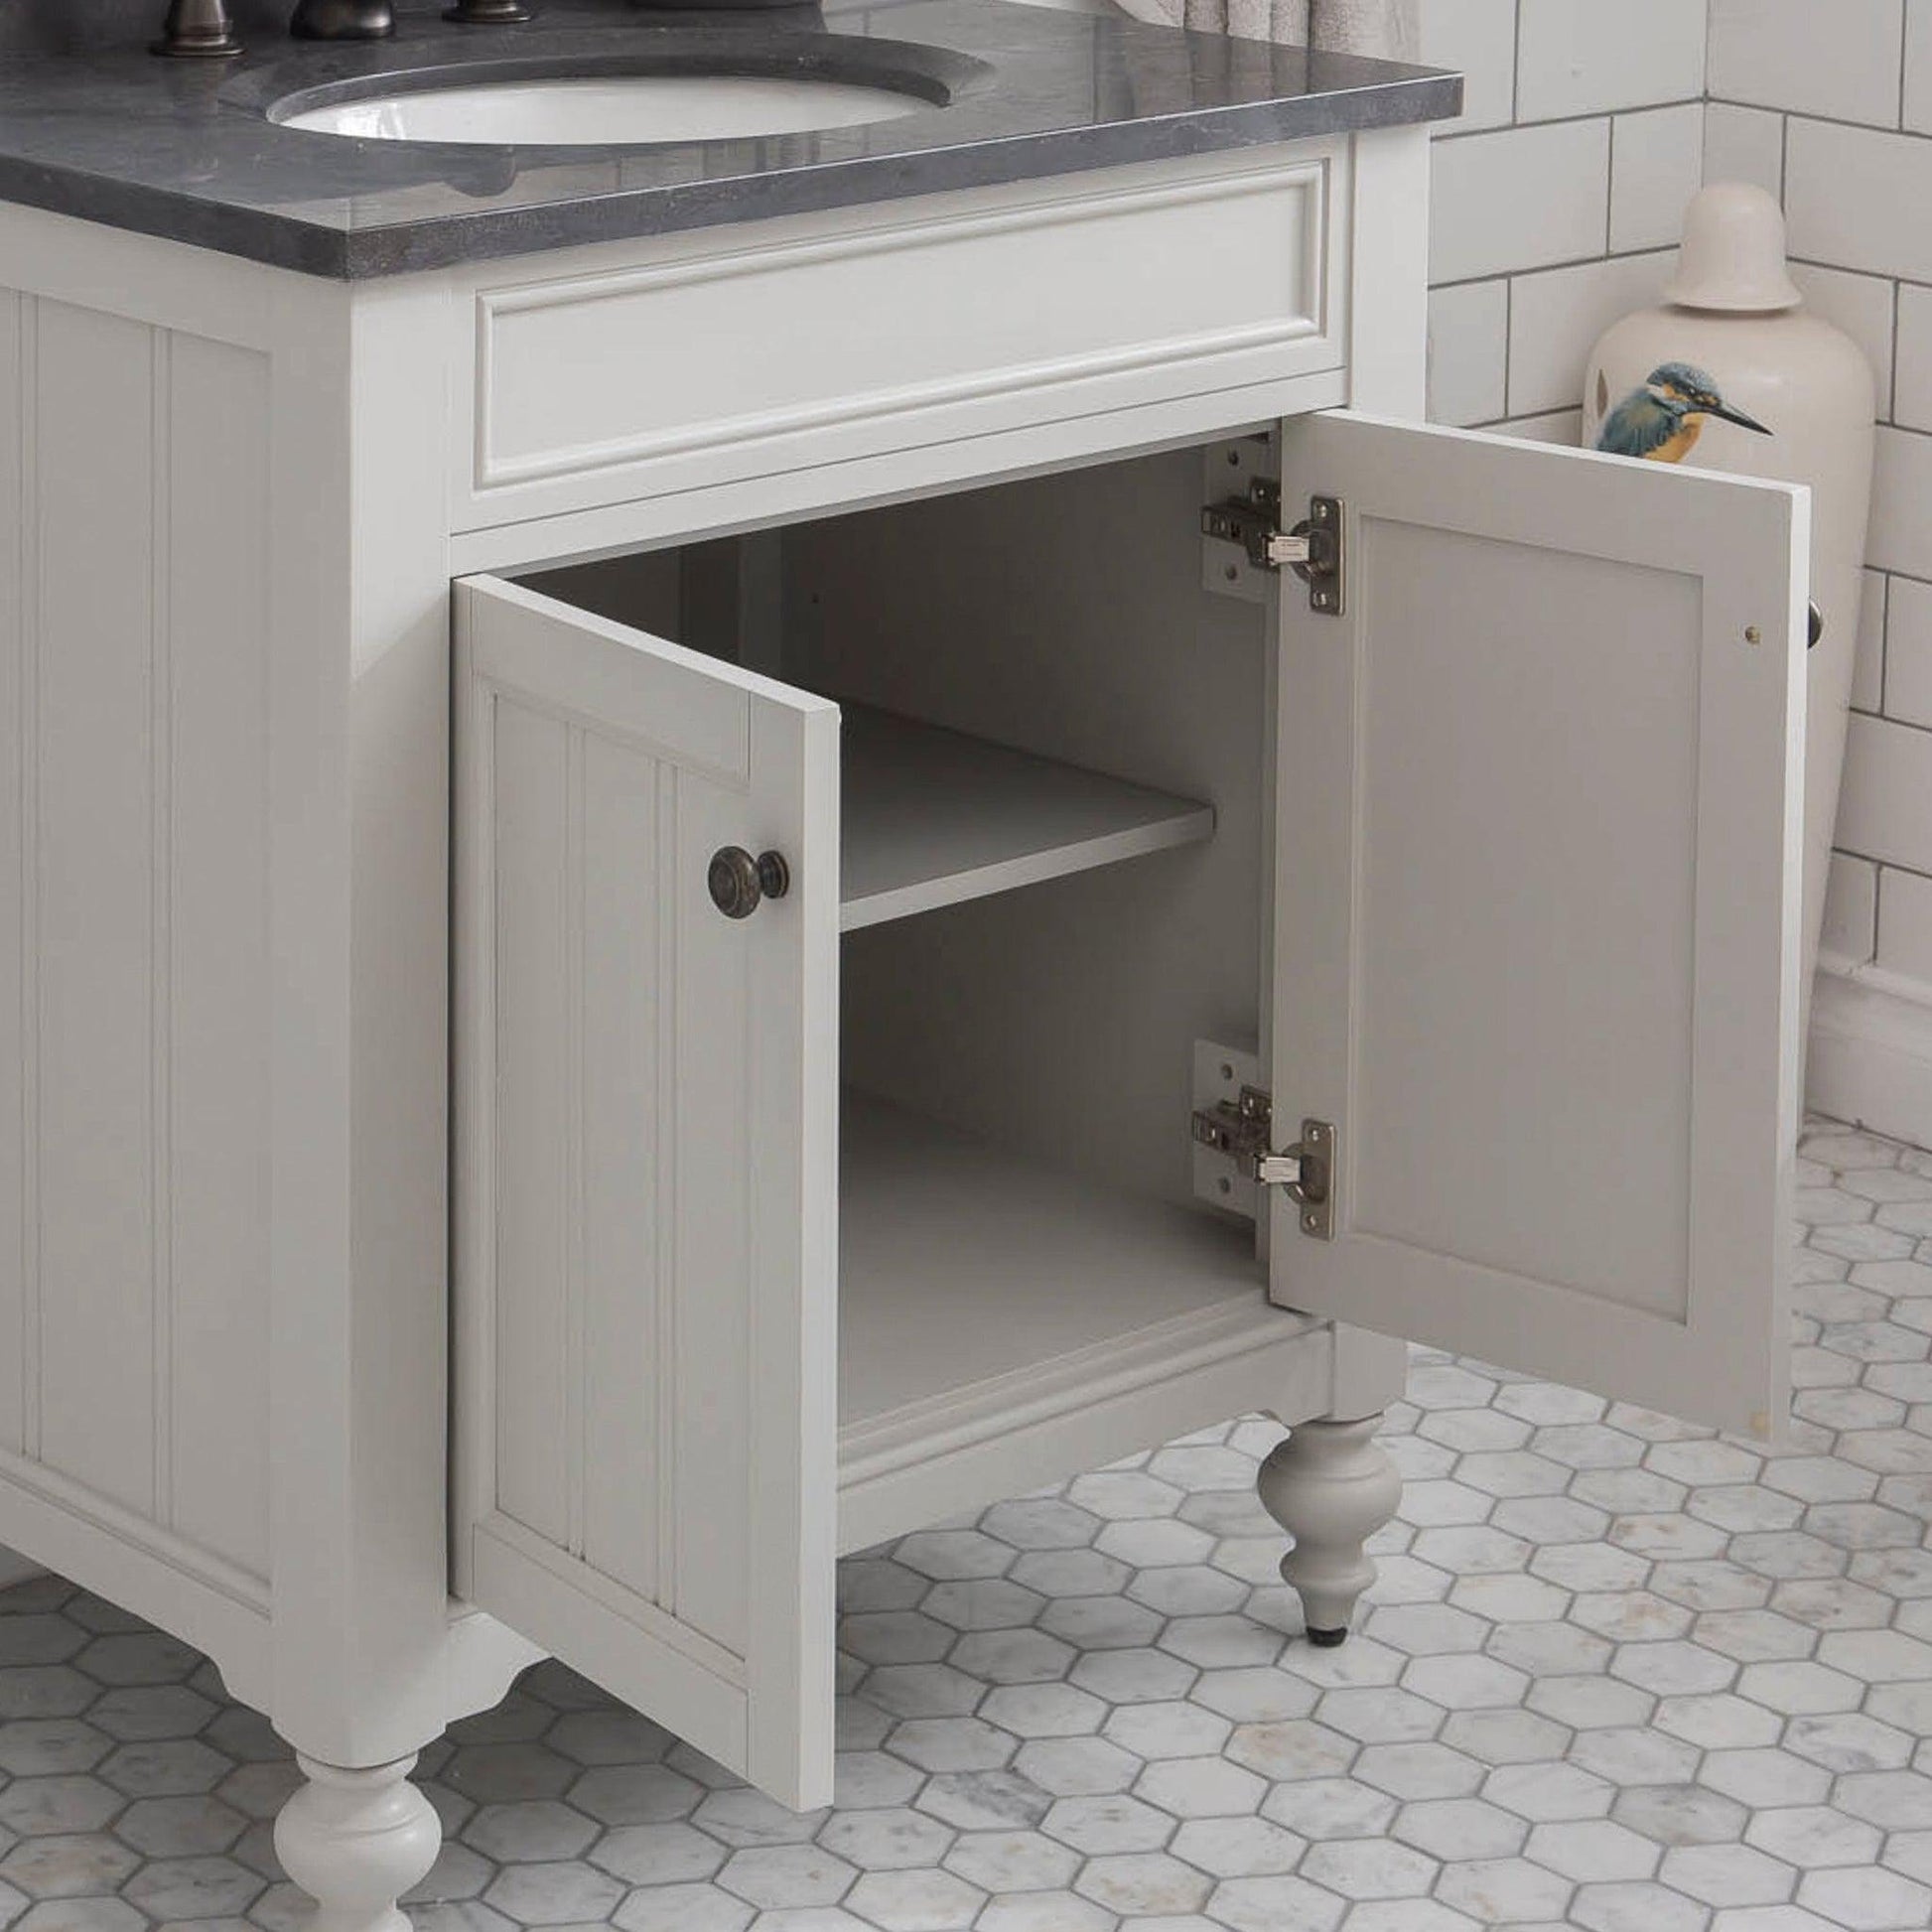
[521,444,1277,1430]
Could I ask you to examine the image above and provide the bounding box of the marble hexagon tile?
[0,1116,1929,1930]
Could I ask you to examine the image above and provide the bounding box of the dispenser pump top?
[1663,183,1803,314]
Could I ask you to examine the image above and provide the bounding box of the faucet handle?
[290,0,395,38]
[153,0,243,57]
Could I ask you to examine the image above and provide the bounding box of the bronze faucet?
[156,0,533,58]
[152,0,243,56]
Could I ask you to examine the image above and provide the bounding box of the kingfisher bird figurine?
[1594,360,1772,463]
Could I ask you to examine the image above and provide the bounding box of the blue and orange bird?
[1594,360,1772,463]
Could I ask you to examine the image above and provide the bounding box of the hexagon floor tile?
[5,1116,1932,1931]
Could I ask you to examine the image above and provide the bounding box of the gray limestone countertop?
[0,0,1458,278]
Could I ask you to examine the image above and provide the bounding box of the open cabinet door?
[1271,413,1807,1439]
[453,575,840,1806]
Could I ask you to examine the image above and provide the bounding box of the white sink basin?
[280,72,930,146]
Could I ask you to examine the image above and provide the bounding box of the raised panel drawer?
[456,146,1344,531]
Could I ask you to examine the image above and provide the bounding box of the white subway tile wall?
[1505,248,1679,416]
[1703,99,1784,194]
[1423,2,1702,441]
[1425,277,1510,424]
[1792,263,1898,420]
[1822,850,1879,962]
[1418,0,1517,130]
[1516,0,1707,120]
[1708,0,1903,128]
[1428,116,1615,283]
[1424,0,1932,1017]
[1877,857,1932,976]
[1761,0,1932,998]
[1609,102,1708,252]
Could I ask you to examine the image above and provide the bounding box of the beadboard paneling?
[3,287,273,1584]
[163,333,272,1581]
[487,698,575,1552]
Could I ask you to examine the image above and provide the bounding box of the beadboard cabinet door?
[453,576,841,1808]
[1269,412,1809,1440]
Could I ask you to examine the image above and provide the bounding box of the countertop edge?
[0,69,1458,281]
[0,156,354,277]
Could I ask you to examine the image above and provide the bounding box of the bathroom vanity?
[0,4,1808,1923]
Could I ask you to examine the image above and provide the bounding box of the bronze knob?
[708,847,790,919]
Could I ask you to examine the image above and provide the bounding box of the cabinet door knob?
[708,846,790,918]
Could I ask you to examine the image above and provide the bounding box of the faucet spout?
[290,0,396,37]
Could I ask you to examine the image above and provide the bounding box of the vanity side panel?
[0,280,274,1586]
[32,298,159,1514]
[0,290,21,1459]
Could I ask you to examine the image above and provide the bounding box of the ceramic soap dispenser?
[1584,184,1876,1031]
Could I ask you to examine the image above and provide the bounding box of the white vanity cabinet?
[0,107,1808,1911]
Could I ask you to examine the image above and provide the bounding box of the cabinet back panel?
[0,289,272,1586]
[794,448,1269,1210]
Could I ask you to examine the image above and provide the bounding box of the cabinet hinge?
[1190,1087,1336,1239]
[1198,483,1345,615]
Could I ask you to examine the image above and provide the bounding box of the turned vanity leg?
[274,1753,442,1932]
[1259,1416,1402,1646]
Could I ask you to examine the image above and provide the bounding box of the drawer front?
[457,146,1344,531]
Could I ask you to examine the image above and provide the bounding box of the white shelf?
[840,708,1215,932]
[838,1094,1267,1430]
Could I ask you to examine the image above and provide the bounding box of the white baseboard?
[1808,957,1932,1152]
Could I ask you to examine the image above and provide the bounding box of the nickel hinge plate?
[1199,482,1345,615]
[1191,1085,1336,1240]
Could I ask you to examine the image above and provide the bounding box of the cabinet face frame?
[1267,410,1808,1441]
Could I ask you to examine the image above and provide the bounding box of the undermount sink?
[278,70,933,146]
